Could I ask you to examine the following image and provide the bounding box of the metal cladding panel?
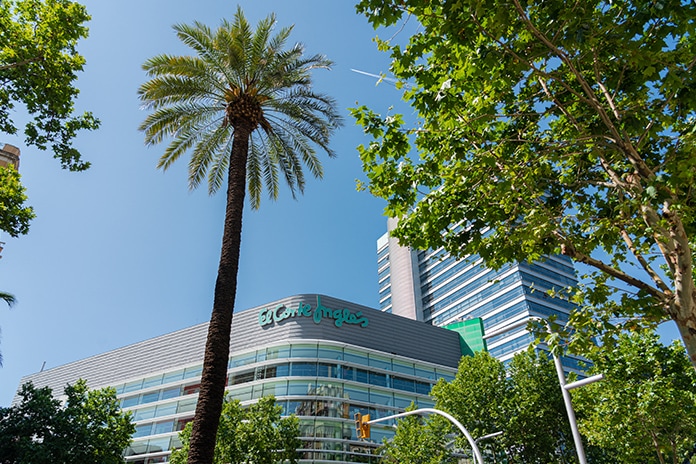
[385,218,422,320]
[14,294,462,403]
[14,323,209,403]
[233,294,461,367]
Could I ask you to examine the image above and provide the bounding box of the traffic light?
[354,412,371,439]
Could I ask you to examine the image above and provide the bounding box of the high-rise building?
[0,143,20,169]
[378,219,585,371]
[16,294,485,464]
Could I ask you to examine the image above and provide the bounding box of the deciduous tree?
[431,350,578,463]
[170,396,301,464]
[0,166,34,237]
[0,0,99,171]
[352,0,696,366]
[379,405,457,464]
[0,380,134,464]
[574,331,696,464]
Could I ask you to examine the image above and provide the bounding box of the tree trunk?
[675,308,696,369]
[186,129,249,464]
[649,429,666,464]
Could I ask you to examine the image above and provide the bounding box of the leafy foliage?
[0,166,34,237]
[0,0,99,170]
[574,331,696,464]
[431,350,578,463]
[0,292,15,307]
[0,289,17,366]
[353,0,696,365]
[139,7,343,208]
[0,380,135,464]
[170,396,301,464]
[379,405,457,464]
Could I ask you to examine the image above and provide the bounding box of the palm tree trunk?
[187,128,250,464]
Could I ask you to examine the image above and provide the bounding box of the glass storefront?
[119,341,456,464]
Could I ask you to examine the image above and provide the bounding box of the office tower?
[0,143,20,169]
[378,219,584,371]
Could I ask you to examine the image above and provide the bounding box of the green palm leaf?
[138,7,341,464]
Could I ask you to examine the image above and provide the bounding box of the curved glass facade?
[377,226,587,372]
[118,340,456,464]
[15,294,466,464]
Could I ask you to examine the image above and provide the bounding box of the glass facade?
[117,341,456,464]
[377,231,585,370]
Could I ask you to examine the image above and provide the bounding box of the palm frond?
[246,138,265,208]
[138,7,342,205]
[0,291,15,307]
[188,125,232,192]
[203,136,233,195]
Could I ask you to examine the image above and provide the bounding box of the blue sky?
[0,0,414,405]
[0,1,681,406]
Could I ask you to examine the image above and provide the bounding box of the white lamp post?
[364,408,486,464]
[483,317,603,464]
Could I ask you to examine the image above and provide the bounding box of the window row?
[425,272,522,323]
[226,344,443,379]
[121,367,449,412]
[378,265,390,282]
[228,361,443,393]
[378,283,391,300]
[126,457,168,464]
[127,398,196,421]
[115,366,203,395]
[487,332,534,358]
[121,384,196,409]
[524,256,575,277]
[379,296,391,311]
[117,344,450,399]
[125,435,182,457]
[519,269,577,291]
[125,378,435,424]
[419,255,484,295]
[429,283,525,326]
[228,379,433,409]
[377,246,389,263]
[422,264,512,308]
[126,416,399,458]
[133,417,193,438]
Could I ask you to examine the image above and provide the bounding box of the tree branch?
[556,234,666,302]
[510,0,658,184]
[0,56,43,72]
[618,228,671,293]
[592,48,621,121]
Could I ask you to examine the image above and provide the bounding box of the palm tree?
[0,291,15,366]
[138,8,342,464]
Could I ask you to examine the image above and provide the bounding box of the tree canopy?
[430,349,577,463]
[170,395,301,464]
[0,165,34,237]
[574,331,696,464]
[0,380,134,464]
[379,405,457,464]
[0,0,99,171]
[352,0,696,366]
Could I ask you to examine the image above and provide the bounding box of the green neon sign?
[258,296,369,328]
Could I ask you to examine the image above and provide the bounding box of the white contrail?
[350,68,407,87]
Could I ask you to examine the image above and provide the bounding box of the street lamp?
[362,408,486,464]
[483,317,603,464]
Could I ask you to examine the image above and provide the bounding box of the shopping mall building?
[16,294,485,464]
